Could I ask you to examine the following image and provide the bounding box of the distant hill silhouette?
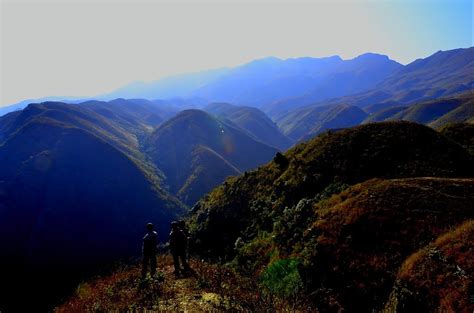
[204,102,293,149]
[102,68,229,100]
[194,54,399,107]
[145,109,278,205]
[95,53,400,110]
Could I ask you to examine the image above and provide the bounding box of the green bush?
[260,259,303,298]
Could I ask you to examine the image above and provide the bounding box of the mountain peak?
[352,52,391,61]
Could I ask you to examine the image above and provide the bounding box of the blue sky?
[1,0,472,106]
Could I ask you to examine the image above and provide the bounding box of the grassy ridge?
[187,121,473,311]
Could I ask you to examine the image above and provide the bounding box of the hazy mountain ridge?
[263,53,402,118]
[301,48,474,115]
[192,53,401,111]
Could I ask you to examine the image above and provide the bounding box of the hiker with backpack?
[169,221,190,275]
[141,222,158,278]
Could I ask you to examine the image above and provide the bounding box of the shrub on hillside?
[261,259,303,299]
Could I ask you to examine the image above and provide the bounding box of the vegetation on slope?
[190,122,471,257]
[0,102,186,312]
[56,255,310,312]
[0,118,184,263]
[187,121,473,311]
[439,122,474,155]
[277,103,368,141]
[146,109,278,205]
[204,102,293,150]
[385,220,474,313]
[362,92,474,127]
[299,178,473,311]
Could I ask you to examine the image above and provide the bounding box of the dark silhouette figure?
[170,221,189,275]
[142,222,158,278]
[178,220,190,260]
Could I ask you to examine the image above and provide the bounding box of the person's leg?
[141,255,149,278]
[150,254,157,276]
[172,253,180,274]
[180,252,189,270]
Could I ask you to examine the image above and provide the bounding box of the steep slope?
[188,122,473,310]
[386,220,474,313]
[177,145,241,205]
[362,93,474,126]
[277,103,368,141]
[0,118,183,265]
[429,97,474,128]
[204,102,293,149]
[146,110,278,205]
[439,123,474,155]
[189,122,472,259]
[0,102,186,312]
[300,178,474,311]
[0,101,164,181]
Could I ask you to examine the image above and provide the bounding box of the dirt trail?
[155,264,231,312]
[55,256,246,312]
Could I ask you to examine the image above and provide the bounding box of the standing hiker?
[169,221,190,275]
[178,220,190,262]
[142,222,158,278]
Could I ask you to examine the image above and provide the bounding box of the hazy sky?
[1,0,472,106]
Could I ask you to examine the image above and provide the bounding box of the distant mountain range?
[2,48,472,121]
[307,48,474,113]
[0,46,473,311]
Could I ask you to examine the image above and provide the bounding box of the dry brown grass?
[56,254,312,312]
[301,177,474,311]
[392,220,474,313]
